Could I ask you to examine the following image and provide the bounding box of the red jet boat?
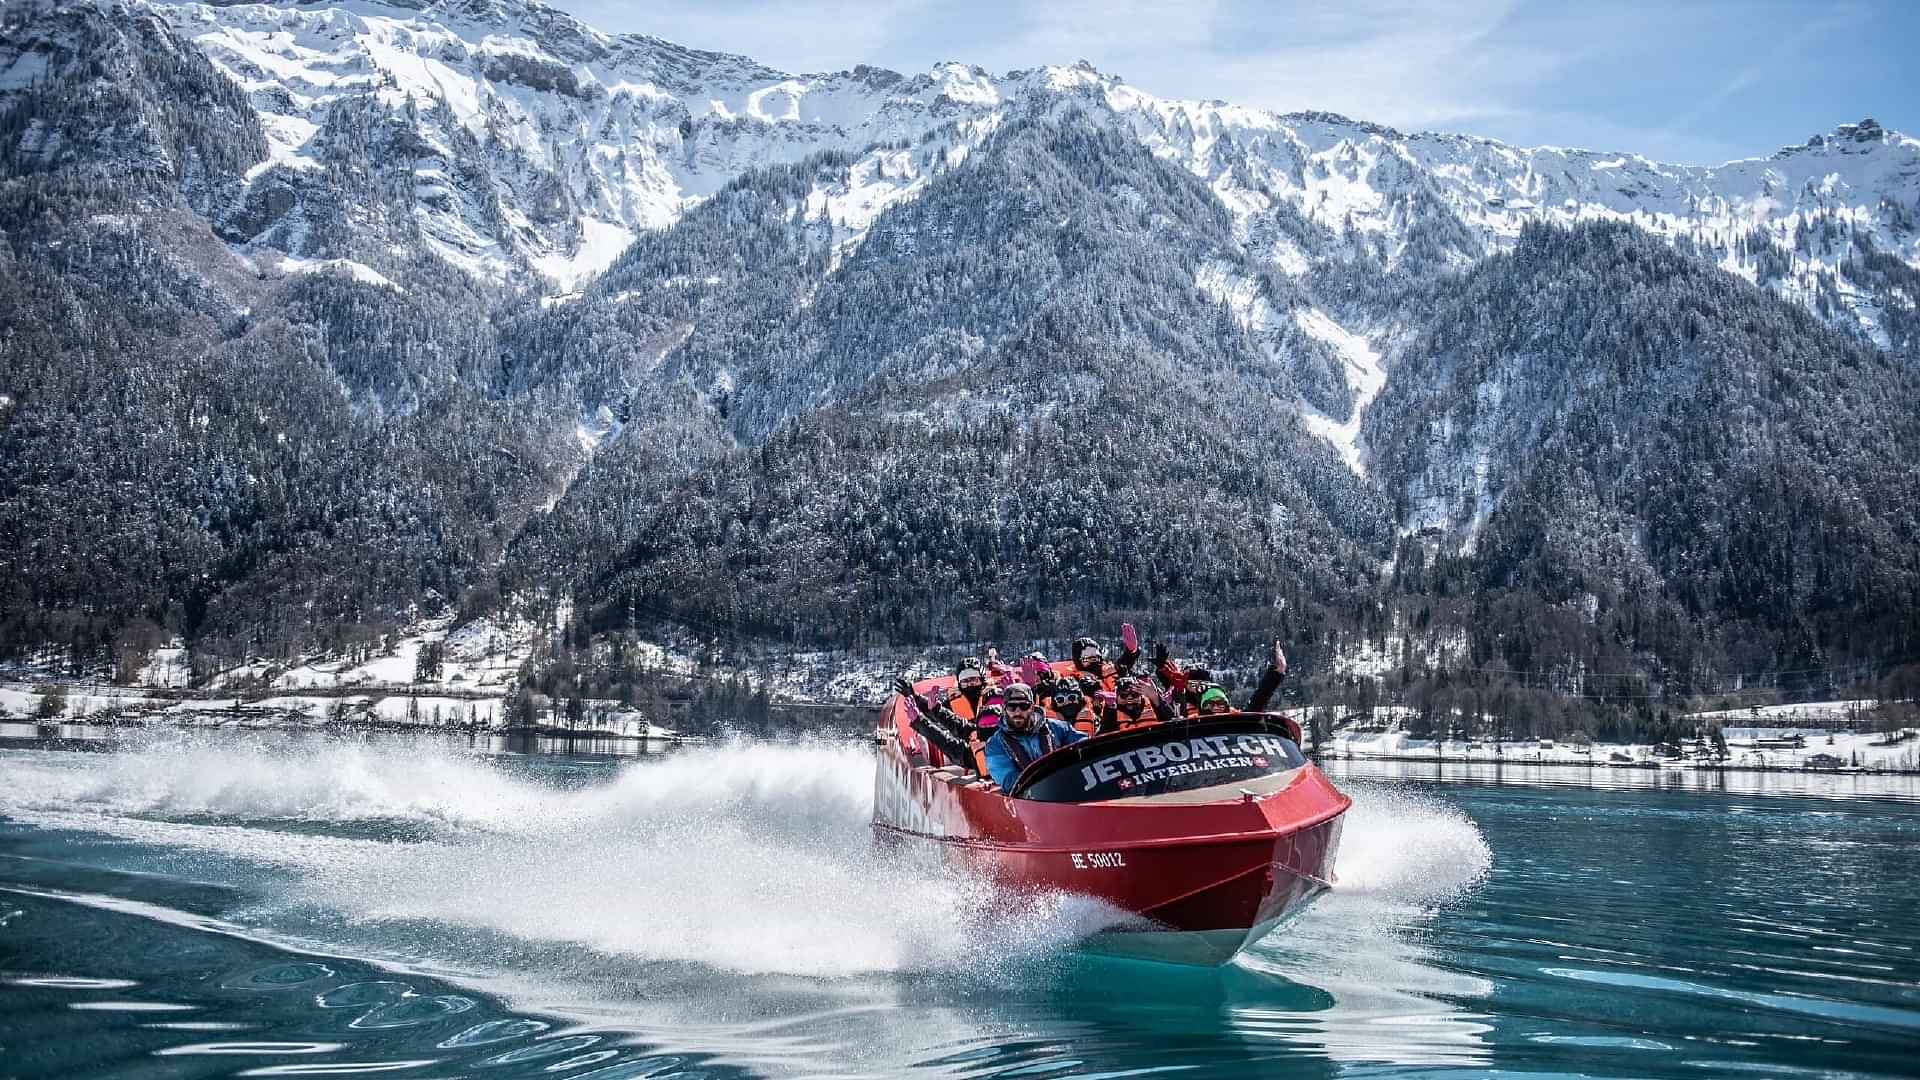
[872,668,1351,964]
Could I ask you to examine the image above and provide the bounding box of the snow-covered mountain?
[129,0,1025,287]
[2,0,1917,696]
[52,0,1908,346]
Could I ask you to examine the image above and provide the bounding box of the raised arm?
[1114,621,1141,675]
[1245,640,1288,713]
[1146,680,1176,722]
[1153,640,1189,696]
[985,646,1022,685]
[895,675,973,765]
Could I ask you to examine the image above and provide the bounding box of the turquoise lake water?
[2,729,1917,1078]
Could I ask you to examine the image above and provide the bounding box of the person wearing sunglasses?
[982,681,1085,790]
[1094,674,1175,734]
[1069,622,1142,689]
[1044,677,1099,735]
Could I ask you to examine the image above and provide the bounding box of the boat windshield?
[1009,715,1308,803]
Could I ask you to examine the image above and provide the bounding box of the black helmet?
[1072,637,1100,661]
[1049,682,1086,715]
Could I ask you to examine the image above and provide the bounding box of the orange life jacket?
[942,689,1001,776]
[1044,701,1097,736]
[1109,709,1160,732]
[1071,659,1122,692]
[947,692,977,722]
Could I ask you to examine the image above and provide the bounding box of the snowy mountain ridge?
[22,0,1909,349]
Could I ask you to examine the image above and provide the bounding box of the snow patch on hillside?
[804,145,933,271]
[572,404,619,456]
[1192,266,1387,477]
[0,48,49,91]
[278,256,400,290]
[263,615,538,693]
[531,217,635,291]
[1193,260,1271,328]
[1294,308,1385,476]
[137,647,192,688]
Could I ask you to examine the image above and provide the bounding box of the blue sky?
[556,0,1916,165]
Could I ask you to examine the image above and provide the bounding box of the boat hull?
[873,679,1349,964]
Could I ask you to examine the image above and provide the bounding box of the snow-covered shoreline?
[6,708,1915,776]
[5,617,1913,774]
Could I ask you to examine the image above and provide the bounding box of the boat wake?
[0,738,1489,980]
[1237,781,1494,1022]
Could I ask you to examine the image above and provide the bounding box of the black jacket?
[911,712,974,765]
[907,695,978,768]
[1246,664,1284,713]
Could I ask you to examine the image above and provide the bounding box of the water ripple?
[156,1041,347,1056]
[481,1035,605,1067]
[234,1061,442,1076]
[226,962,336,990]
[439,1019,554,1048]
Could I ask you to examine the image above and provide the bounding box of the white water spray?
[0,740,1489,979]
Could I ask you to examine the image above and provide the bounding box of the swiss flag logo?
[1117,777,1134,789]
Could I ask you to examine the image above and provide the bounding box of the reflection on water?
[1325,754,1920,800]
[1,731,1917,1079]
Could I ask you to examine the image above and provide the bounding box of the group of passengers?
[892,626,1291,790]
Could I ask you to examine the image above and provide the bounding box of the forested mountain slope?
[503,110,1393,652]
[1,0,1917,699]
[0,4,579,671]
[1368,223,1920,692]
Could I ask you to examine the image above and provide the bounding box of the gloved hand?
[1121,622,1138,653]
[1270,639,1288,677]
[1154,640,1169,667]
[928,685,953,706]
[1076,673,1103,696]
[892,676,923,716]
[986,646,1000,664]
[1020,654,1050,687]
